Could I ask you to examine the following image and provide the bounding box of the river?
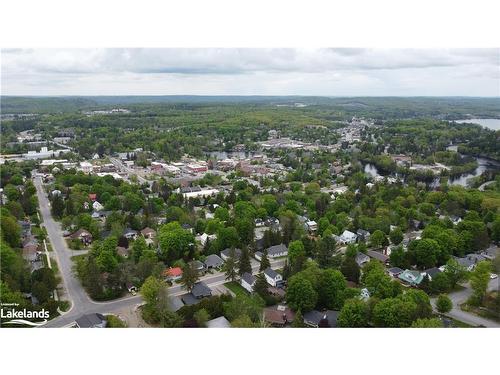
[455,118,500,131]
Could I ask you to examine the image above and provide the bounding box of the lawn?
[224,281,249,297]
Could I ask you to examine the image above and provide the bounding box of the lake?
[455,118,500,131]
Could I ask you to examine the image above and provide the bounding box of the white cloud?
[1,48,498,96]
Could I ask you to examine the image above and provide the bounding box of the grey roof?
[221,248,242,259]
[357,229,370,236]
[264,267,279,279]
[241,272,256,285]
[303,310,339,327]
[75,313,106,328]
[453,256,475,268]
[181,293,200,306]
[207,316,231,328]
[266,243,288,256]
[189,260,206,270]
[424,267,441,278]
[191,282,212,299]
[168,296,185,312]
[355,252,370,265]
[387,267,404,275]
[367,250,389,262]
[204,254,224,268]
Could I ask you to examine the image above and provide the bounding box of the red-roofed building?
[163,267,183,282]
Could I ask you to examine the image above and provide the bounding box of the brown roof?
[116,246,129,257]
[141,227,156,236]
[69,229,92,239]
[263,305,295,326]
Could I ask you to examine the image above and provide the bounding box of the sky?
[1,48,499,96]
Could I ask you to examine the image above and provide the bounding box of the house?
[452,254,483,271]
[356,229,370,242]
[75,313,107,328]
[264,267,283,287]
[220,248,242,261]
[163,267,183,282]
[240,272,256,293]
[168,296,185,312]
[204,254,224,270]
[263,305,295,327]
[339,230,357,244]
[191,282,212,299]
[189,260,207,275]
[123,228,138,240]
[18,220,32,237]
[398,270,424,286]
[198,233,217,247]
[181,223,194,233]
[387,267,404,278]
[207,316,231,328]
[367,249,389,264]
[481,245,499,261]
[254,218,265,227]
[306,220,318,233]
[69,229,93,245]
[92,201,104,211]
[22,243,40,263]
[303,310,339,328]
[116,246,130,258]
[423,267,441,281]
[359,288,370,301]
[265,243,288,258]
[141,227,156,239]
[355,252,370,267]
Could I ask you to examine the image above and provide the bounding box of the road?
[431,278,500,327]
[108,157,149,185]
[478,180,495,191]
[35,175,285,327]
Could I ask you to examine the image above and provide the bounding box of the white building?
[264,268,283,287]
[240,272,256,293]
[92,201,104,211]
[80,161,93,173]
[339,230,358,244]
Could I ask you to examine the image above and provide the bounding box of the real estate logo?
[0,303,49,327]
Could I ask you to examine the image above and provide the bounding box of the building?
[220,248,242,261]
[163,267,183,282]
[306,220,318,233]
[264,268,283,287]
[355,252,370,267]
[204,254,224,270]
[265,243,288,258]
[339,230,357,244]
[263,305,295,327]
[68,229,93,245]
[240,272,257,293]
[186,163,208,173]
[398,270,424,286]
[189,260,207,275]
[75,313,107,328]
[356,229,371,242]
[207,316,231,328]
[303,310,339,328]
[141,227,157,239]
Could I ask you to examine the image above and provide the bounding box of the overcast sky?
[1,48,499,96]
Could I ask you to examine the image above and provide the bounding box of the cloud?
[1,48,498,96]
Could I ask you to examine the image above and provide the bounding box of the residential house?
[92,201,104,211]
[69,229,93,245]
[189,260,207,275]
[263,305,295,327]
[306,220,318,233]
[338,230,357,244]
[240,272,256,293]
[355,252,370,267]
[163,267,183,282]
[123,228,138,240]
[168,296,185,312]
[207,316,231,328]
[359,288,370,301]
[116,246,130,258]
[367,249,389,264]
[181,282,212,306]
[204,254,224,270]
[220,248,242,261]
[141,227,156,239]
[198,232,217,247]
[75,313,107,328]
[265,243,288,258]
[423,267,441,281]
[303,310,339,328]
[356,229,370,242]
[22,243,40,263]
[398,270,424,286]
[181,223,194,234]
[264,268,283,287]
[481,245,499,261]
[387,267,404,278]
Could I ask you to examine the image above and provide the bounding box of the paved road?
[109,157,149,185]
[35,176,285,327]
[431,278,500,327]
[478,180,495,191]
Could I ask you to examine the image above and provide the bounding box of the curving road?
[35,176,284,327]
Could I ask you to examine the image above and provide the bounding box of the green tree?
[194,308,210,327]
[51,194,65,219]
[131,236,148,263]
[259,249,270,272]
[286,274,318,312]
[223,248,238,282]
[158,223,194,262]
[1,215,21,247]
[372,298,417,328]
[468,261,491,306]
[181,263,199,292]
[436,294,452,314]
[443,258,468,289]
[288,240,306,266]
[429,272,451,294]
[291,310,306,328]
[238,247,252,276]
[317,269,347,310]
[389,227,404,245]
[411,318,443,328]
[340,256,361,283]
[370,230,387,248]
[337,298,368,327]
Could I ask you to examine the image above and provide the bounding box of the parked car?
[490,273,498,279]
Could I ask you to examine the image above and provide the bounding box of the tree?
[401,289,432,319]
[51,194,65,219]
[141,276,163,306]
[337,298,368,327]
[443,258,468,289]
[286,274,318,312]
[291,310,306,327]
[389,245,411,269]
[389,227,404,245]
[181,263,199,292]
[411,318,443,328]
[468,261,491,306]
[492,218,500,243]
[223,294,265,322]
[411,238,440,269]
[1,215,21,247]
[235,218,254,244]
[288,240,305,266]
[340,256,361,283]
[254,273,271,301]
[317,235,336,268]
[317,269,347,310]
[231,314,257,328]
[194,308,210,327]
[131,236,148,263]
[370,230,387,248]
[238,247,252,276]
[372,298,417,328]
[436,294,452,314]
[223,249,238,282]
[429,272,451,294]
[259,249,270,272]
[158,223,194,262]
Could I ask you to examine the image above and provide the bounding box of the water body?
[455,118,500,131]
